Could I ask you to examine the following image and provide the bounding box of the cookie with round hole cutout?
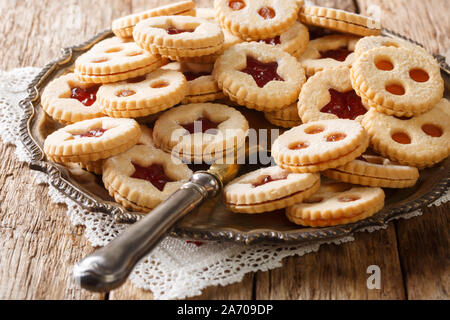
[361,99,450,168]
[286,181,385,227]
[351,46,444,117]
[272,119,369,173]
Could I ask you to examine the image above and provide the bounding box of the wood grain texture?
[357,0,450,300]
[0,0,448,300]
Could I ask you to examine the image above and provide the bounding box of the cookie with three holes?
[361,99,450,168]
[75,37,164,84]
[272,119,369,173]
[351,46,444,117]
[224,166,320,214]
[286,181,385,227]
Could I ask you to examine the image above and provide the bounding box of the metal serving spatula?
[72,162,240,292]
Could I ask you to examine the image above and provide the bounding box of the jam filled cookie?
[351,46,444,117]
[272,119,369,173]
[264,102,302,128]
[255,21,310,58]
[224,166,320,214]
[102,145,193,212]
[361,99,450,168]
[214,42,305,112]
[298,34,359,76]
[172,27,244,64]
[214,0,299,40]
[96,69,187,118]
[286,182,385,227]
[44,117,141,163]
[163,62,225,104]
[299,5,381,37]
[153,103,249,163]
[133,15,224,58]
[112,0,196,39]
[41,73,105,124]
[354,35,429,58]
[323,154,419,188]
[75,37,164,84]
[298,67,368,123]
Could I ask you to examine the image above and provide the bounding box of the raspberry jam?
[320,48,353,62]
[259,36,281,46]
[126,75,147,83]
[181,117,220,135]
[131,163,173,191]
[229,0,246,10]
[241,56,284,88]
[167,27,195,35]
[252,174,288,187]
[186,240,204,246]
[73,128,107,139]
[183,71,211,81]
[320,89,367,120]
[70,85,100,106]
[258,6,276,19]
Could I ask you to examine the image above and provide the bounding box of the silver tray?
[19,29,450,245]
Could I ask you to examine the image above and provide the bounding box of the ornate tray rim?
[18,28,450,245]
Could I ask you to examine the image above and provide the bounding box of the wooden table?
[0,0,448,300]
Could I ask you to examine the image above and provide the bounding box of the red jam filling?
[241,56,284,88]
[73,128,107,139]
[131,163,173,191]
[320,89,367,120]
[183,71,211,81]
[126,75,147,83]
[258,6,276,19]
[229,0,246,10]
[320,48,353,62]
[252,174,288,187]
[166,27,195,35]
[259,36,281,46]
[186,240,204,246]
[181,117,220,135]
[70,85,100,106]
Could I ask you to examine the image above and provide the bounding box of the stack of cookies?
[41,0,449,226]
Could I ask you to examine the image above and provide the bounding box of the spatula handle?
[72,171,221,292]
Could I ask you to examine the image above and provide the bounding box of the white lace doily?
[0,67,448,300]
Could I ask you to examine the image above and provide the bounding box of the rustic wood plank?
[356,0,450,55]
[395,207,449,299]
[0,0,133,300]
[255,226,405,299]
[357,0,450,300]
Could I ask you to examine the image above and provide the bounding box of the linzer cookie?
[112,1,196,39]
[264,102,302,128]
[96,69,187,118]
[323,154,419,188]
[163,62,225,104]
[214,42,305,112]
[256,21,310,58]
[44,117,141,163]
[172,27,243,63]
[354,35,429,58]
[351,46,444,117]
[102,145,193,212]
[298,34,359,76]
[74,37,164,84]
[299,5,381,37]
[153,103,249,162]
[272,119,369,173]
[298,67,368,123]
[41,73,104,124]
[361,99,450,168]
[224,166,320,214]
[133,15,224,58]
[214,0,299,40]
[286,182,385,227]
